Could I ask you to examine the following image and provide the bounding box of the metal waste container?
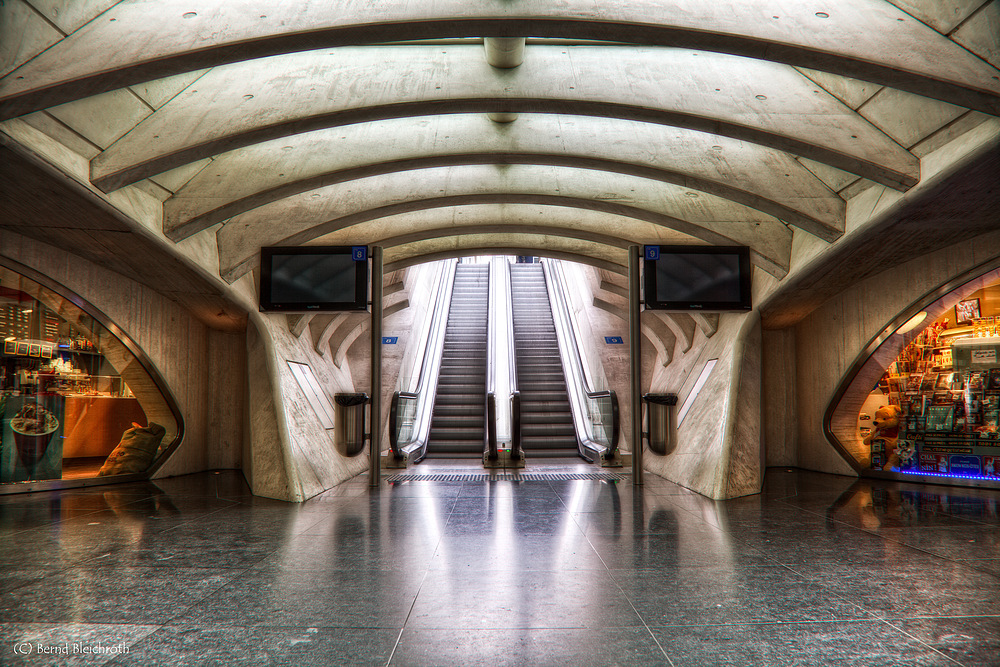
[334,393,368,457]
[642,393,677,455]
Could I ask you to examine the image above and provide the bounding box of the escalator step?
[428,264,489,457]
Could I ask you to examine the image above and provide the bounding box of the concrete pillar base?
[483,449,526,469]
[381,451,409,469]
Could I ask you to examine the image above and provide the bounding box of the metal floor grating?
[384,472,630,482]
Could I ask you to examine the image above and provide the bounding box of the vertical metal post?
[369,246,383,487]
[628,245,643,485]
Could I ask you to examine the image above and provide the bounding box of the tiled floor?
[1,463,999,666]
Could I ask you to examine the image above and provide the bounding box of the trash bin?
[642,393,677,455]
[334,393,368,457]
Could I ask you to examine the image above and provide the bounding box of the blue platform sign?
[382,336,398,345]
[949,455,981,476]
[644,246,660,261]
[605,336,624,345]
[352,246,367,261]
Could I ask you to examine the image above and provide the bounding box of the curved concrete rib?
[691,313,720,338]
[592,296,626,321]
[88,47,918,192]
[386,233,625,269]
[212,165,792,283]
[310,205,697,251]
[375,224,632,253]
[334,319,369,368]
[288,313,314,338]
[640,315,679,367]
[642,324,673,368]
[658,312,697,353]
[163,115,844,243]
[384,247,627,277]
[315,292,410,358]
[383,298,410,319]
[315,313,349,356]
[592,295,673,365]
[218,193,788,282]
[3,0,998,118]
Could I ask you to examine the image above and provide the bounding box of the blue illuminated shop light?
[896,469,999,482]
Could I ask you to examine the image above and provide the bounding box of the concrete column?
[369,246,383,486]
[484,37,525,123]
[628,245,642,485]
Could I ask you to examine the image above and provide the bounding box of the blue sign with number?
[605,336,624,345]
[352,246,367,261]
[949,455,981,476]
[644,246,660,261]
[382,336,398,345]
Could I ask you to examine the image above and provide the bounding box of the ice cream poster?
[1,395,64,483]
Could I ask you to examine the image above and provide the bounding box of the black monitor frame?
[259,245,369,312]
[643,245,752,311]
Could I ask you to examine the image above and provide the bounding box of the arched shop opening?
[0,260,182,493]
[827,261,1000,488]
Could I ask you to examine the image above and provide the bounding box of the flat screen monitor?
[644,245,751,311]
[259,246,368,312]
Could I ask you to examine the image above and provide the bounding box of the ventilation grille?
[384,472,630,483]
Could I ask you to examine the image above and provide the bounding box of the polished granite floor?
[1,462,999,666]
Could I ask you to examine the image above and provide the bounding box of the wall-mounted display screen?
[259,246,368,312]
[643,245,752,311]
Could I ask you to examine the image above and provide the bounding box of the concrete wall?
[642,310,762,498]
[234,276,370,501]
[565,262,766,498]
[762,327,797,467]
[0,229,246,476]
[790,230,1000,475]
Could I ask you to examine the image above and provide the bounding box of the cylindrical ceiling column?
[484,37,525,123]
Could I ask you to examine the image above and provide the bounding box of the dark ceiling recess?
[0,142,247,332]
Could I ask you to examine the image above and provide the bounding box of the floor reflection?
[1,466,998,666]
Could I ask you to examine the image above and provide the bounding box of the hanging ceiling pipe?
[484,37,525,123]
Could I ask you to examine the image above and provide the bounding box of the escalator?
[424,264,489,457]
[390,257,617,466]
[509,263,579,457]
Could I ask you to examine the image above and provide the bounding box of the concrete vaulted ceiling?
[1,0,999,318]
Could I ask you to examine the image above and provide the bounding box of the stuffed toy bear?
[863,405,904,470]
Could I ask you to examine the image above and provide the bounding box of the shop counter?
[61,396,146,458]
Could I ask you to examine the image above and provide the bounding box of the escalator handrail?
[485,261,497,461]
[542,260,620,459]
[388,260,457,460]
[505,259,522,461]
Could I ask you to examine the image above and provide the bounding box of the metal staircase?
[509,263,578,456]
[425,264,489,457]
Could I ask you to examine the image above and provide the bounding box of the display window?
[0,263,180,491]
[846,277,1000,484]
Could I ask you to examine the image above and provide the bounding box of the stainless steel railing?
[388,260,457,462]
[543,260,620,461]
[484,261,497,462]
